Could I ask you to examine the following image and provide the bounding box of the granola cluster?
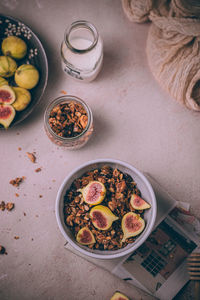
[48,101,88,138]
[64,165,144,251]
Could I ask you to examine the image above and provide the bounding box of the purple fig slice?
[0,104,15,128]
[79,181,106,205]
[110,291,130,300]
[121,212,145,243]
[89,205,118,230]
[0,85,15,105]
[76,227,95,245]
[130,194,151,210]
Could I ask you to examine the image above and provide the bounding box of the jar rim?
[64,20,99,54]
[44,95,93,141]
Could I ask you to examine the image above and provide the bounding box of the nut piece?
[0,201,5,211]
[26,152,36,163]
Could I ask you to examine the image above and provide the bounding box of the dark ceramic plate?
[0,14,48,128]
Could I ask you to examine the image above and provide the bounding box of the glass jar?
[61,20,103,82]
[44,95,93,150]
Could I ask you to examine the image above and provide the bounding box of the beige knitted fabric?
[122,0,200,111]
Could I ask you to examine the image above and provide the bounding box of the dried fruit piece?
[76,227,95,245]
[89,205,118,230]
[2,36,27,59]
[79,181,106,205]
[0,76,8,86]
[130,194,151,210]
[121,212,145,243]
[15,64,39,89]
[0,55,17,78]
[0,104,15,128]
[0,85,15,104]
[12,87,31,111]
[110,291,130,300]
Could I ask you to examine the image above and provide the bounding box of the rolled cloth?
[122,0,200,111]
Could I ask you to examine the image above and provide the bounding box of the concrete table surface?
[0,0,199,299]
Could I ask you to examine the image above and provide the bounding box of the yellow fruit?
[89,205,118,230]
[0,85,16,104]
[12,87,31,111]
[2,36,27,60]
[110,291,130,300]
[0,104,16,129]
[15,64,39,89]
[0,56,17,78]
[76,227,96,245]
[79,181,106,205]
[121,212,145,243]
[0,76,8,86]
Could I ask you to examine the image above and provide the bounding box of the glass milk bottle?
[61,20,103,82]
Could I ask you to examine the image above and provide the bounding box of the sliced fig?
[121,212,145,243]
[0,85,15,105]
[0,104,15,128]
[76,227,95,245]
[89,205,118,230]
[110,291,130,300]
[79,181,106,205]
[130,194,151,210]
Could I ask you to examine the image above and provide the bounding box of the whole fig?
[2,36,27,60]
[0,56,17,78]
[15,64,39,89]
[0,76,8,87]
[12,87,31,111]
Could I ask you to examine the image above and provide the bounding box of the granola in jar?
[44,95,93,149]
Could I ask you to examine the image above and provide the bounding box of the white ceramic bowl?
[56,159,157,259]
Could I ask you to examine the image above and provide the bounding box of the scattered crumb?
[14,236,19,240]
[9,177,25,187]
[26,152,36,163]
[5,203,14,211]
[35,215,39,217]
[31,238,34,241]
[60,90,67,95]
[35,167,41,173]
[18,147,22,151]
[52,179,56,182]
[16,132,20,135]
[0,201,5,211]
[0,201,14,211]
[0,245,6,255]
[15,193,19,197]
[23,212,26,216]
[39,195,43,198]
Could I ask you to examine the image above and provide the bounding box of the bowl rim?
[55,158,157,259]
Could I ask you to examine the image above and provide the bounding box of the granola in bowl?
[56,159,157,259]
[64,165,147,250]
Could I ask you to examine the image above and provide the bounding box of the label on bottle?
[63,64,83,80]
